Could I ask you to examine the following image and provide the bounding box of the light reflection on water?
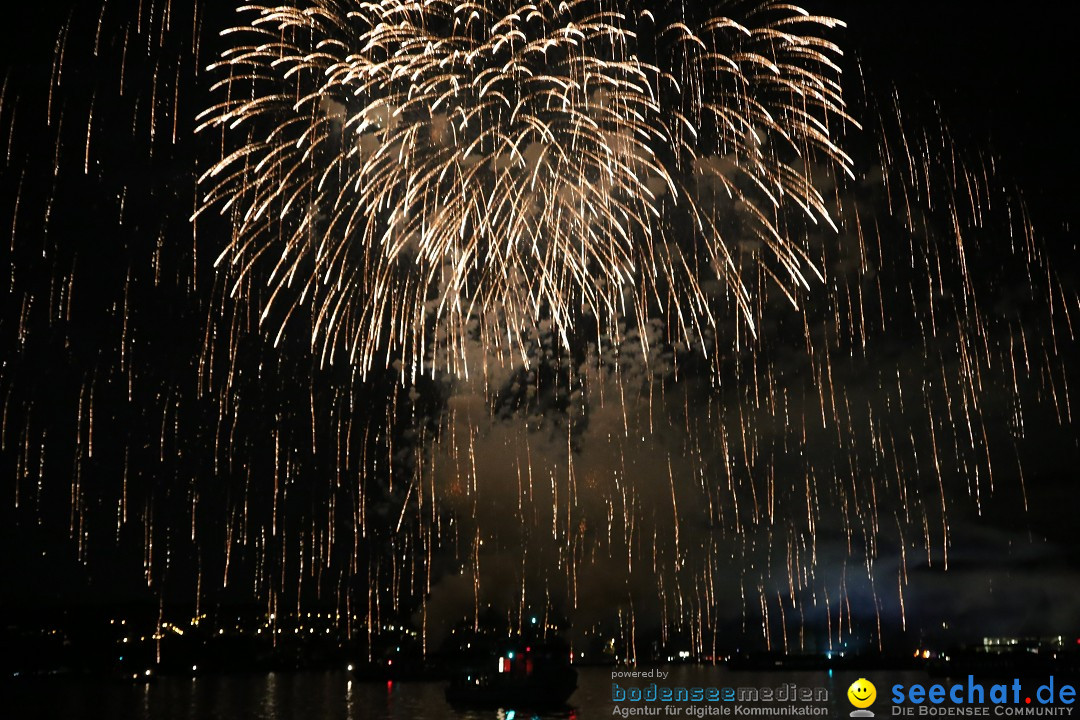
[7,666,948,719]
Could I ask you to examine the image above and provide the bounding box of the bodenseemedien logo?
[610,680,831,716]
[848,678,878,717]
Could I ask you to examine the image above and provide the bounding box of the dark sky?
[0,1,1077,648]
[832,1,1077,228]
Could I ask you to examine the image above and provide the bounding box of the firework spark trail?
[195,0,854,378]
[0,0,1076,658]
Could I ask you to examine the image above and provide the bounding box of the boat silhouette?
[444,636,577,709]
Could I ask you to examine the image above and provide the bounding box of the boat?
[445,637,578,709]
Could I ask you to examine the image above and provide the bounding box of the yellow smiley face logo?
[847,678,877,708]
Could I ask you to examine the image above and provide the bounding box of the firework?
[196,0,853,377]
[0,0,1074,662]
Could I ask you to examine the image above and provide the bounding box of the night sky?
[1,0,1077,656]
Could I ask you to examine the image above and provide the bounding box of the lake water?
[7,666,1075,719]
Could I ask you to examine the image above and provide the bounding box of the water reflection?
[6,667,948,720]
